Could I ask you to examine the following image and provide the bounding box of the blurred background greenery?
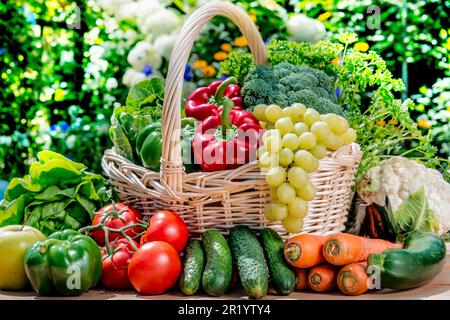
[1,0,449,183]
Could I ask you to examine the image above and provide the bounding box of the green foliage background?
[1,0,449,182]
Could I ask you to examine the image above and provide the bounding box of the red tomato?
[91,203,144,245]
[101,239,139,290]
[140,210,188,253]
[128,241,181,295]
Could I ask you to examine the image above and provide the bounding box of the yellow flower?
[203,66,216,77]
[354,42,369,52]
[388,119,399,126]
[376,120,386,127]
[93,37,103,45]
[220,43,233,53]
[331,57,341,65]
[193,60,207,69]
[248,11,257,23]
[419,86,428,95]
[54,88,65,101]
[447,106,450,112]
[234,36,248,47]
[443,40,450,51]
[317,12,331,22]
[321,0,333,5]
[417,118,432,129]
[214,51,228,61]
[417,104,425,112]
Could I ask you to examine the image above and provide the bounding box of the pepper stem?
[215,77,238,102]
[221,98,234,138]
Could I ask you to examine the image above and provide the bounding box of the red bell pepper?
[185,77,243,121]
[193,97,262,172]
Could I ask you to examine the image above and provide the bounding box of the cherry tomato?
[128,241,181,295]
[101,239,139,290]
[140,210,188,253]
[91,203,144,245]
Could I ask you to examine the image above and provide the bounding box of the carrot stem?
[284,234,327,268]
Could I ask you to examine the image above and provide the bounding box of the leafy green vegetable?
[390,187,440,234]
[109,78,165,163]
[0,150,111,235]
[219,39,343,84]
[126,78,164,109]
[219,34,447,181]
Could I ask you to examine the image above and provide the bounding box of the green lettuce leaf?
[126,78,164,109]
[5,175,43,201]
[1,150,111,235]
[36,150,86,171]
[391,187,440,234]
[0,196,28,227]
[75,194,96,219]
[29,158,83,187]
[33,185,77,202]
[110,115,134,161]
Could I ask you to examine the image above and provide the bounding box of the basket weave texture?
[102,2,362,237]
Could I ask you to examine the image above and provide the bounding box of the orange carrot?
[284,234,327,268]
[337,262,369,296]
[307,264,338,293]
[323,233,401,266]
[294,269,308,291]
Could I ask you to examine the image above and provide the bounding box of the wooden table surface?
[2,255,449,301]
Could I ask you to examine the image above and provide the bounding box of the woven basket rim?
[104,143,362,178]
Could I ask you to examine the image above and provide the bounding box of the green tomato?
[0,225,46,290]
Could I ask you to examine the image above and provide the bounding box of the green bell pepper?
[136,117,197,172]
[24,229,102,296]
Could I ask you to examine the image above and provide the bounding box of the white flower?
[153,33,177,59]
[116,1,140,20]
[139,9,182,37]
[127,40,162,71]
[106,77,119,90]
[89,45,105,58]
[287,14,326,43]
[60,50,74,64]
[66,135,77,149]
[136,0,165,26]
[124,29,138,45]
[123,69,147,87]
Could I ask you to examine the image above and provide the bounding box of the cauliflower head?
[357,156,450,235]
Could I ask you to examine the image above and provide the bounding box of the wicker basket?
[102,2,362,238]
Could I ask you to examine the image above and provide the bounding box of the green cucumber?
[229,226,269,299]
[261,228,295,295]
[368,231,446,290]
[179,240,205,295]
[201,230,232,296]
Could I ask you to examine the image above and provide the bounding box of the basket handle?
[161,2,268,193]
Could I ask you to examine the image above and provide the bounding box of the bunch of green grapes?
[254,103,356,233]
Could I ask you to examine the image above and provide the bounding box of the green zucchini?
[201,230,232,296]
[261,228,295,295]
[179,240,205,295]
[368,231,447,290]
[229,226,269,299]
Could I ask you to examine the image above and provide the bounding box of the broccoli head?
[241,62,345,117]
